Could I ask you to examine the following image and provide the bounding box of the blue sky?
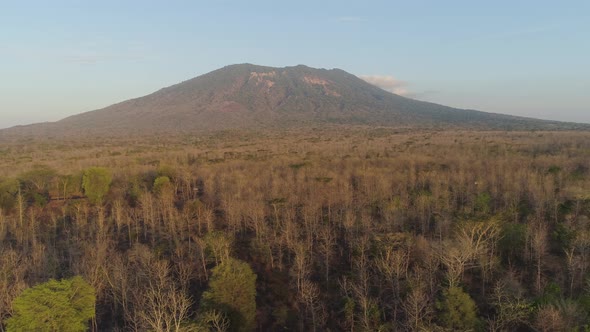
[1,0,589,128]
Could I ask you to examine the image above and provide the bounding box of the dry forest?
[1,127,590,331]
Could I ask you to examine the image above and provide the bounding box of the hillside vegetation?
[1,128,590,331]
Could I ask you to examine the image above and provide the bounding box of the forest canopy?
[0,129,589,331]
[6,276,95,332]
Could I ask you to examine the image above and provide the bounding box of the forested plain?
[1,128,590,331]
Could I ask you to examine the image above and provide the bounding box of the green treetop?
[82,167,112,205]
[5,276,96,332]
[436,286,480,331]
[201,258,257,332]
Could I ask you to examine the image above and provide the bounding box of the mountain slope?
[2,64,587,137]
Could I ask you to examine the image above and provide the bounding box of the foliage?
[474,192,492,216]
[157,165,178,180]
[0,178,19,212]
[498,223,526,264]
[201,258,257,332]
[153,176,171,195]
[18,165,58,206]
[537,282,562,305]
[59,173,83,198]
[18,165,57,193]
[552,222,576,251]
[5,276,95,332]
[82,167,112,205]
[204,232,233,264]
[436,286,480,331]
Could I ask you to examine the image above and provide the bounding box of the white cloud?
[359,75,409,96]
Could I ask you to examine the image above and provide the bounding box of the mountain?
[1,64,587,137]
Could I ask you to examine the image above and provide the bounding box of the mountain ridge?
[2,63,588,138]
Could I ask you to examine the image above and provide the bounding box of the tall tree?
[5,276,95,332]
[201,258,257,332]
[82,167,112,205]
[436,286,480,331]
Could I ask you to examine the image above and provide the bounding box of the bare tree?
[529,221,548,294]
[375,244,410,321]
[439,220,501,287]
[0,249,28,331]
[136,259,193,332]
[107,245,193,332]
[402,284,432,332]
[201,310,230,332]
[299,279,325,332]
[487,281,533,332]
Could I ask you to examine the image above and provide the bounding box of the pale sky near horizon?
[1,0,589,128]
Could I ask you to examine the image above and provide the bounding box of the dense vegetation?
[1,128,589,331]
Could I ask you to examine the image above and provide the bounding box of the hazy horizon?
[2,0,589,129]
